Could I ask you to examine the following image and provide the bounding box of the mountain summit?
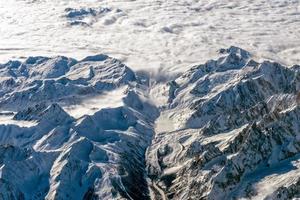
[0,47,299,200]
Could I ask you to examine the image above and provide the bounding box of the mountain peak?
[81,54,109,62]
[1,49,300,199]
[13,103,73,125]
[219,46,251,59]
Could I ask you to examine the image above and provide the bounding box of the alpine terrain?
[0,46,299,200]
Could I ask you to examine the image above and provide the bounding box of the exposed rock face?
[0,47,300,200]
[147,46,300,200]
[0,54,157,200]
[0,54,136,111]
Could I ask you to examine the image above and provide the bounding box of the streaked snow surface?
[1,0,300,73]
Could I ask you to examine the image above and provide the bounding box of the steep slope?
[147,46,300,200]
[0,54,135,111]
[0,47,299,200]
[0,55,158,200]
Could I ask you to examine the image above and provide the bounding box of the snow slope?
[147,46,300,200]
[1,1,300,197]
[0,54,159,199]
[1,47,299,199]
[1,0,300,73]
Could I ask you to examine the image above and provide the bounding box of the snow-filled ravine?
[2,46,298,199]
[146,47,300,200]
[1,0,300,74]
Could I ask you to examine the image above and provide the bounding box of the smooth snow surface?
[155,111,176,134]
[1,0,300,73]
[61,86,127,118]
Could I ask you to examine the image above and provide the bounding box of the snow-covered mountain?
[0,46,299,200]
[0,54,158,199]
[147,46,300,200]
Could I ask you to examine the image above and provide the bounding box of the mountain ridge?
[0,46,299,199]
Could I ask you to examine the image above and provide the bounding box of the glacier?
[1,0,300,199]
[0,46,299,199]
[147,47,300,200]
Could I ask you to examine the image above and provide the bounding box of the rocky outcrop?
[147,46,300,200]
[0,55,157,200]
[0,54,136,111]
[0,47,299,199]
